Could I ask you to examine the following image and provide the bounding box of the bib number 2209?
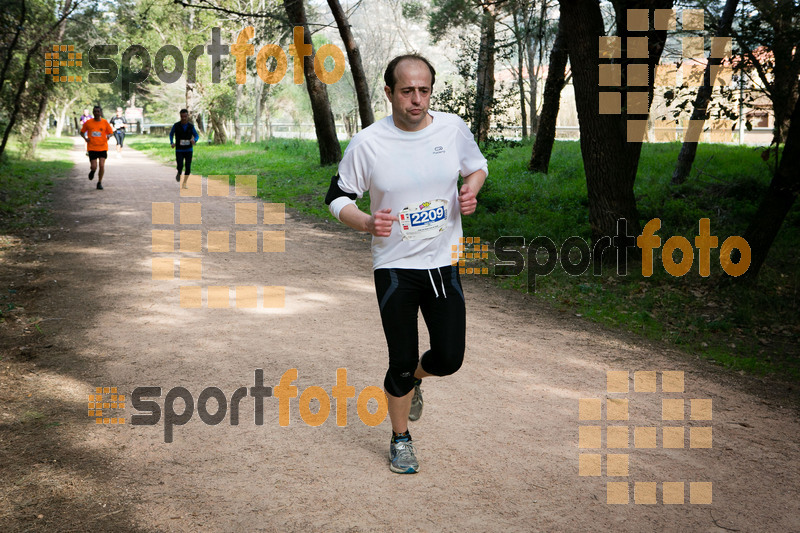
[410,206,446,227]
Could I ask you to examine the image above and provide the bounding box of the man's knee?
[421,347,463,377]
[384,361,417,397]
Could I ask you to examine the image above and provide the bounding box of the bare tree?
[558,1,673,252]
[671,0,739,185]
[528,17,566,173]
[284,0,341,165]
[327,0,374,129]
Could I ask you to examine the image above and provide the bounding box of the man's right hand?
[366,208,398,237]
[171,143,175,148]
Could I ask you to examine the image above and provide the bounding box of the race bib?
[91,131,101,137]
[398,199,448,241]
[180,139,191,146]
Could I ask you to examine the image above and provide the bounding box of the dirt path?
[2,139,799,532]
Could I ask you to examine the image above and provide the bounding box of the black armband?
[324,174,357,205]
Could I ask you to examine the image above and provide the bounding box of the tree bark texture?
[672,0,739,185]
[284,0,341,165]
[529,19,567,173]
[327,0,374,129]
[559,0,673,252]
[472,7,496,143]
[738,84,800,281]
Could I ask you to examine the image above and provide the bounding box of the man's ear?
[384,85,392,101]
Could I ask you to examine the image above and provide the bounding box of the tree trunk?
[234,83,243,145]
[26,0,72,158]
[250,76,263,142]
[209,110,227,144]
[528,45,539,135]
[529,20,567,173]
[671,0,739,185]
[263,83,272,140]
[737,91,800,281]
[0,45,38,158]
[284,0,341,165]
[472,8,496,143]
[0,0,26,98]
[559,0,673,252]
[530,0,548,135]
[56,96,79,137]
[513,7,527,138]
[327,0,374,129]
[754,0,800,145]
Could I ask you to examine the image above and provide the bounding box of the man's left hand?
[459,183,477,215]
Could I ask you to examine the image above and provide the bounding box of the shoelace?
[393,440,416,459]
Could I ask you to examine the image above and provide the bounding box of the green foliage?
[427,0,480,42]
[127,136,353,218]
[128,135,798,380]
[431,35,519,133]
[0,137,73,231]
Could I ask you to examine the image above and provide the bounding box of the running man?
[80,105,114,190]
[325,54,488,474]
[169,109,199,187]
[110,107,127,158]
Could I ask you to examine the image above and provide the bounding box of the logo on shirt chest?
[432,145,446,155]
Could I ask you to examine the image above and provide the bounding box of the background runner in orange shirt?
[80,105,113,190]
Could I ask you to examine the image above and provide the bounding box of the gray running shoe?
[409,379,423,421]
[389,438,419,474]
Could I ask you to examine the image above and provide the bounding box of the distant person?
[110,107,128,158]
[80,109,92,155]
[169,109,199,187]
[80,105,113,190]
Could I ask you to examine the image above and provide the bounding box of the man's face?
[93,107,102,120]
[180,112,189,124]
[384,59,432,132]
[116,108,123,116]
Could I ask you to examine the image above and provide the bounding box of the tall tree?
[0,0,78,158]
[738,94,800,281]
[738,0,800,145]
[0,0,27,98]
[558,0,673,252]
[528,16,566,173]
[472,4,498,142]
[428,0,506,142]
[671,0,739,185]
[326,0,374,129]
[284,0,341,165]
[26,0,73,157]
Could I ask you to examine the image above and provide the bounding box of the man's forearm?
[338,203,370,233]
[463,169,487,195]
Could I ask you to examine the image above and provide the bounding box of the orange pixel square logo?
[46,44,82,83]
[88,386,125,424]
[451,236,490,275]
[151,175,286,308]
[578,370,713,504]
[598,9,736,143]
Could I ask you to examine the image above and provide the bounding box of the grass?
[126,136,364,218]
[0,137,75,231]
[128,135,799,381]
